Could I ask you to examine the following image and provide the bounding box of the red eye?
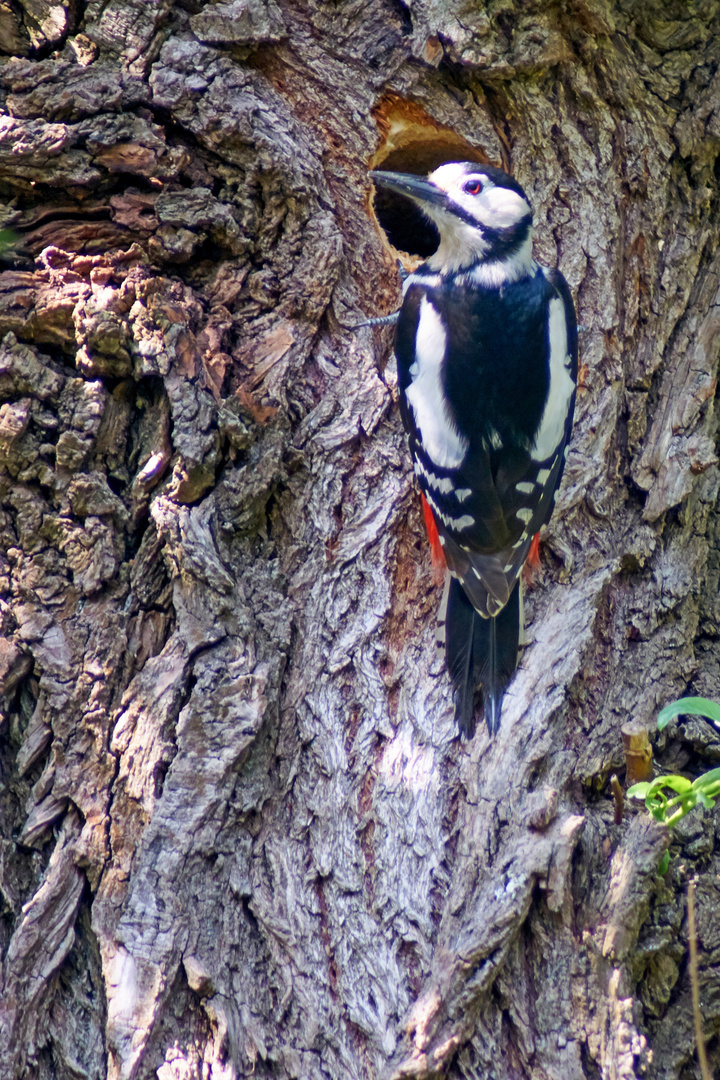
[463,179,483,195]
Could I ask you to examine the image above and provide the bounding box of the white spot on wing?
[516,481,535,494]
[455,487,472,501]
[532,296,575,460]
[405,298,469,469]
[517,508,533,523]
[415,456,454,493]
[444,512,475,531]
[536,467,552,484]
[425,491,474,531]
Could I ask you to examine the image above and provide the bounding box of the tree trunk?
[1,2,719,1078]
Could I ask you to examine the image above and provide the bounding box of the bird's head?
[371,162,534,277]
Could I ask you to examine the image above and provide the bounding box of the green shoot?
[657,696,720,730]
[627,697,720,828]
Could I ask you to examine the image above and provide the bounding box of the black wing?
[396,266,577,618]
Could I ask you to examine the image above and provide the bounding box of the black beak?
[370,170,447,210]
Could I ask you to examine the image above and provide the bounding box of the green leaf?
[645,787,669,807]
[643,777,672,797]
[658,850,670,875]
[627,782,651,798]
[657,697,720,731]
[692,767,720,789]
[652,775,693,795]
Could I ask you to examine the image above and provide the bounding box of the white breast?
[531,296,574,462]
[405,296,469,469]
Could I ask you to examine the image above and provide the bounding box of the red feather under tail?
[420,493,446,585]
[522,532,541,584]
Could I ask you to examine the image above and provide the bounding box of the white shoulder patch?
[403,271,442,295]
[405,297,469,469]
[531,296,574,461]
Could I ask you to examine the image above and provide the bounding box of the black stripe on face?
[475,219,532,258]
[441,201,488,229]
[428,196,532,258]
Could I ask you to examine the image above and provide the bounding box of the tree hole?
[370,96,489,259]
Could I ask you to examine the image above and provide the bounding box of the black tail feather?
[445,577,477,737]
[445,578,520,737]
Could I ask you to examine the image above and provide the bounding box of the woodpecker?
[371,162,577,737]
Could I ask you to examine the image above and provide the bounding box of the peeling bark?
[1,1,720,1078]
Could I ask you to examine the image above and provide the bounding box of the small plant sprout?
[627,697,720,828]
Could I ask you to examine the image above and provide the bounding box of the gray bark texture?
[0,0,719,1078]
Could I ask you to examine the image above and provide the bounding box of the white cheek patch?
[531,297,574,461]
[405,297,469,469]
[474,185,531,228]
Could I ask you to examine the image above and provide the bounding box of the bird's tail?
[444,577,521,737]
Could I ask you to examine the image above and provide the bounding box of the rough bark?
[0,1,720,1078]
